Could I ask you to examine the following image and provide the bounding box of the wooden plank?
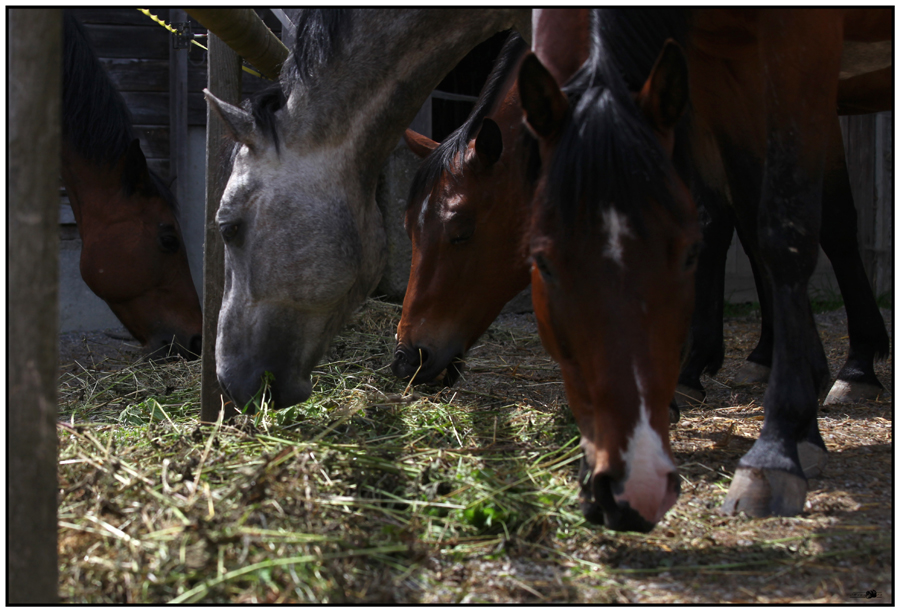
[170,9,190,217]
[73,7,170,26]
[201,34,242,422]
[101,58,169,92]
[9,8,61,604]
[81,23,169,59]
[133,126,170,159]
[120,91,169,125]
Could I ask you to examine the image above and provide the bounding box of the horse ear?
[518,53,568,139]
[204,88,259,149]
[474,118,503,166]
[403,129,438,158]
[638,40,689,132]
[122,139,151,190]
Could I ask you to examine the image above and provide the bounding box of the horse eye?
[684,242,701,271]
[449,231,473,246]
[220,222,241,244]
[158,224,180,254]
[533,252,554,280]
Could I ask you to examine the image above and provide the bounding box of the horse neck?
[285,9,530,193]
[533,9,593,85]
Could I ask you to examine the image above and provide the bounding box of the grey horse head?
[206,9,531,409]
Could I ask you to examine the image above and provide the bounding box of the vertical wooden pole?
[8,8,62,603]
[169,10,189,209]
[201,33,242,422]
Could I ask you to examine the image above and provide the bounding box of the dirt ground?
[57,305,893,603]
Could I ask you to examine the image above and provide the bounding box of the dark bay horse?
[62,11,202,359]
[203,9,531,409]
[519,8,891,526]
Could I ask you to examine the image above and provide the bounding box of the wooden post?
[200,33,242,422]
[169,9,189,206]
[8,8,62,603]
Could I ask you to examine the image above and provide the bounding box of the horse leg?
[722,10,840,517]
[820,116,890,404]
[677,187,734,408]
[730,215,777,385]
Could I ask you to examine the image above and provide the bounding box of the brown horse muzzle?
[578,458,681,533]
[391,343,464,386]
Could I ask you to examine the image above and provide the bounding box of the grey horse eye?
[220,222,241,244]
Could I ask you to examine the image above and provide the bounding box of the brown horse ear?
[403,128,438,158]
[204,88,260,150]
[122,139,152,191]
[518,53,568,139]
[638,40,689,132]
[474,117,503,166]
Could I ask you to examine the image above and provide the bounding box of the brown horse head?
[392,33,534,385]
[519,37,699,531]
[62,11,201,360]
[63,140,202,359]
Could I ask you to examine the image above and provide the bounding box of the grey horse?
[205,9,531,408]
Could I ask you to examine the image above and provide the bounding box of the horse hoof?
[721,467,806,517]
[674,384,705,408]
[733,361,771,385]
[823,379,884,405]
[798,441,827,479]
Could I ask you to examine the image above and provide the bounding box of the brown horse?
[520,8,891,526]
[392,32,534,384]
[393,11,594,385]
[62,11,202,359]
[520,9,698,532]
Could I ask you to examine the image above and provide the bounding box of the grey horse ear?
[204,88,259,149]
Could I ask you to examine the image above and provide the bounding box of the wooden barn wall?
[70,8,281,182]
[840,112,893,299]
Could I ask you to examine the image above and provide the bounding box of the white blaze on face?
[615,360,677,524]
[602,209,632,266]
[417,194,430,232]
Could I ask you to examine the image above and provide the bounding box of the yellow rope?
[136,9,265,79]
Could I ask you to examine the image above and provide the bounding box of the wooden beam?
[200,33,242,422]
[8,8,62,603]
[170,9,189,191]
[185,8,289,80]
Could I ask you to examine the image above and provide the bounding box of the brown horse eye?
[158,224,180,254]
[684,242,701,271]
[533,252,554,280]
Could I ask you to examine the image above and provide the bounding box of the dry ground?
[56,302,892,603]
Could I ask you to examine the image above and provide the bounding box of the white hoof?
[823,379,884,405]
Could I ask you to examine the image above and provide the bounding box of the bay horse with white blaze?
[62,11,202,359]
[204,9,530,409]
[520,9,698,531]
[519,8,891,526]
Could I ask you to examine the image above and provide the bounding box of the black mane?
[62,11,176,211]
[63,11,136,165]
[542,8,690,234]
[236,9,349,159]
[406,31,529,210]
